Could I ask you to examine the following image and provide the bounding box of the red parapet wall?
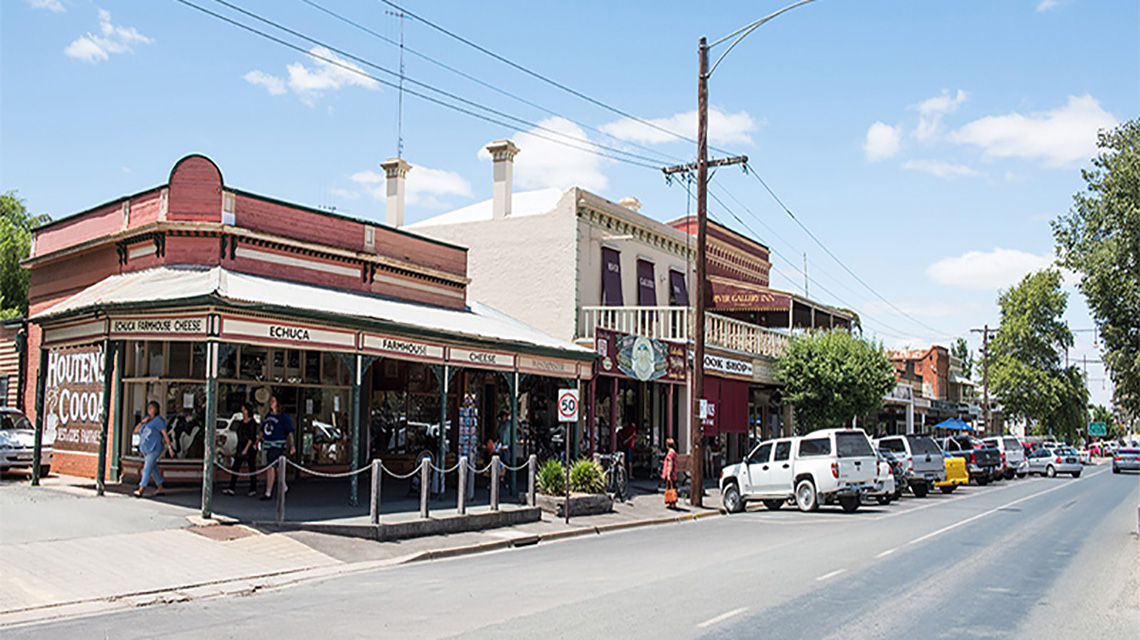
[168,155,223,223]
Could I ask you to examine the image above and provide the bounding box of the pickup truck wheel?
[911,482,929,498]
[875,495,892,505]
[976,475,990,486]
[1046,465,1056,478]
[722,483,744,513]
[762,499,784,511]
[39,465,51,477]
[839,496,860,513]
[939,485,956,494]
[794,479,818,512]
[1004,469,1015,480]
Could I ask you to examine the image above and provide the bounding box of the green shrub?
[537,458,565,495]
[569,459,606,494]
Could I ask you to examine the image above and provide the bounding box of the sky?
[2,0,1136,408]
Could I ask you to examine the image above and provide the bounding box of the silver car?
[1112,448,1140,473]
[1027,447,1082,478]
[0,408,52,475]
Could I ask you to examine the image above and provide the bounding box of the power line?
[377,0,739,157]
[744,165,953,338]
[178,0,664,169]
[297,0,687,167]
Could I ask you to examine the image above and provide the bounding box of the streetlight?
[676,0,817,508]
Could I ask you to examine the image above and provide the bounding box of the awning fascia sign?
[704,353,754,379]
[518,354,578,378]
[42,318,108,347]
[362,332,446,363]
[448,347,515,371]
[109,314,210,340]
[219,316,358,352]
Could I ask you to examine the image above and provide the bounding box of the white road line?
[696,607,748,628]
[815,569,846,582]
[876,548,898,558]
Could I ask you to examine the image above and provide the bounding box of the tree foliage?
[990,269,1088,441]
[950,337,973,380]
[1053,118,1140,415]
[776,329,896,433]
[1,191,49,320]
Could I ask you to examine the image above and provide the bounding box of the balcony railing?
[580,306,789,360]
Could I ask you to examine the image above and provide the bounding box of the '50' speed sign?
[558,389,580,422]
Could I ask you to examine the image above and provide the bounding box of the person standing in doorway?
[259,395,295,501]
[134,400,173,498]
[223,402,259,497]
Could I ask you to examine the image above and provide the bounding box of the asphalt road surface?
[9,465,1138,639]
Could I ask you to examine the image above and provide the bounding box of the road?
[8,464,1138,639]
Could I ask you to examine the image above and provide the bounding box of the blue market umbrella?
[932,417,973,431]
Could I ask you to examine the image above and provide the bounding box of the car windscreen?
[906,436,942,455]
[1003,437,1020,451]
[836,432,874,458]
[0,413,33,430]
[798,438,830,457]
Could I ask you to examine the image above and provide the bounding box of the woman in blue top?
[258,395,295,501]
[134,401,173,497]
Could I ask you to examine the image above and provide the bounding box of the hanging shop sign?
[703,353,754,378]
[219,316,358,351]
[43,344,105,454]
[361,333,446,363]
[110,315,209,339]
[594,328,685,383]
[448,347,515,371]
[708,280,792,311]
[41,318,107,347]
[518,354,578,378]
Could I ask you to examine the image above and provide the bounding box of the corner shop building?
[23,155,593,489]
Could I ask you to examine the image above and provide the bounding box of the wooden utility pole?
[690,37,710,508]
[972,325,996,434]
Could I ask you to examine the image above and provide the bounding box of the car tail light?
[831,461,839,478]
[1114,455,1122,461]
[970,452,976,465]
[1001,452,1006,466]
[1055,456,1062,463]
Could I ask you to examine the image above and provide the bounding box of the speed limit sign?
[558,389,580,422]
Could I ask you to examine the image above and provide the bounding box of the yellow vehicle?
[935,455,968,494]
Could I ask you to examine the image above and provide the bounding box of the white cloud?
[926,248,1054,290]
[244,46,379,104]
[600,108,759,146]
[915,89,967,141]
[243,70,286,96]
[948,94,1116,168]
[64,9,152,63]
[1037,1,1059,12]
[901,159,979,179]
[28,0,65,12]
[863,121,902,162]
[488,117,609,191]
[863,299,977,320]
[350,164,473,210]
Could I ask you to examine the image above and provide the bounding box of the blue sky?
[2,0,1135,407]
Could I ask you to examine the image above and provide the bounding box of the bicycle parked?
[596,452,629,502]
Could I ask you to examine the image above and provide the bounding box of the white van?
[982,435,1028,479]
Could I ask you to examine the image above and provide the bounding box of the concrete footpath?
[0,474,721,628]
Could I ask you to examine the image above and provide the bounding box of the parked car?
[982,435,1028,479]
[1077,448,1092,465]
[720,429,880,514]
[934,454,969,493]
[939,435,1001,485]
[875,435,946,497]
[0,408,52,475]
[865,450,899,505]
[1112,447,1140,474]
[1026,447,1082,478]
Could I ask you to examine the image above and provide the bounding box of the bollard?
[527,454,537,507]
[419,458,430,519]
[370,459,381,526]
[457,455,468,515]
[490,455,501,511]
[275,455,286,525]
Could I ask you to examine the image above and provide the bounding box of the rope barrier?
[381,462,424,480]
[429,461,463,474]
[214,460,275,477]
[283,458,371,478]
[467,462,493,474]
[502,461,531,472]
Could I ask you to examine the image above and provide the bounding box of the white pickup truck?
[720,429,881,514]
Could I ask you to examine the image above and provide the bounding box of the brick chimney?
[485,140,520,220]
[380,157,412,228]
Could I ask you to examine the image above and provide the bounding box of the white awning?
[950,371,974,385]
[34,266,592,357]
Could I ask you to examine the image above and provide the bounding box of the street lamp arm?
[707,0,817,78]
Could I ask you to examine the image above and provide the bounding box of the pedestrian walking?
[223,402,259,497]
[661,438,678,508]
[133,400,173,498]
[259,395,295,501]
